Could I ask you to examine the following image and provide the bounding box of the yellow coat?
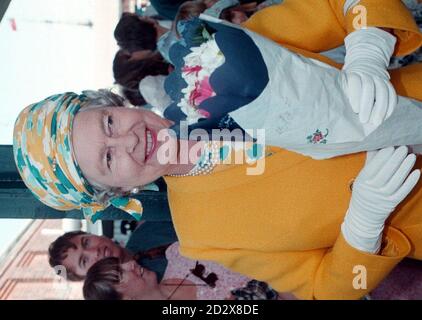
[165,149,422,300]
[164,1,422,300]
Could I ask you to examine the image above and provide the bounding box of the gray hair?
[81,89,126,110]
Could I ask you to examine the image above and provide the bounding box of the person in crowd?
[48,221,177,281]
[83,242,281,300]
[160,0,272,62]
[149,0,192,20]
[112,49,171,107]
[111,0,278,110]
[114,12,169,53]
[147,0,267,20]
[50,228,280,299]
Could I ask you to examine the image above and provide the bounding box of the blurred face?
[62,234,123,278]
[117,260,159,300]
[230,10,248,24]
[72,106,176,191]
[138,16,168,39]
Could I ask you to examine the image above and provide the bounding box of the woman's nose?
[108,133,138,153]
[85,248,100,266]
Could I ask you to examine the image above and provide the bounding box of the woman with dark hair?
[112,49,171,107]
[114,13,169,52]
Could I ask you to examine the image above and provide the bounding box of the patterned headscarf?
[13,92,143,223]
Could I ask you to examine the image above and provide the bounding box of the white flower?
[201,39,225,71]
[176,38,226,124]
[183,52,202,68]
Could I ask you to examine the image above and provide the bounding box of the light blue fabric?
[157,30,179,63]
[203,0,239,18]
[320,46,346,64]
[258,0,283,7]
[157,20,188,63]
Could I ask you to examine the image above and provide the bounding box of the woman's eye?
[105,115,114,136]
[106,150,112,169]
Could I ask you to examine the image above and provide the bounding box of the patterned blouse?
[162,242,250,300]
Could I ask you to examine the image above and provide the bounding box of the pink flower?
[188,81,201,105]
[182,65,202,76]
[197,109,210,118]
[188,76,215,107]
[313,133,323,142]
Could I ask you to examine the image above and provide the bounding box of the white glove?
[341,146,420,254]
[341,27,398,129]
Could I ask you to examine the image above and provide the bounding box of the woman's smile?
[145,127,157,162]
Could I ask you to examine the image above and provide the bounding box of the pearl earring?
[131,187,140,194]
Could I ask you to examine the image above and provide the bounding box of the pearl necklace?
[169,141,221,177]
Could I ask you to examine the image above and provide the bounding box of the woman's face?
[72,106,176,190]
[117,260,159,300]
[62,234,124,278]
[230,10,249,24]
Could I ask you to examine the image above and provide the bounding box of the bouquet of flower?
[163,16,422,160]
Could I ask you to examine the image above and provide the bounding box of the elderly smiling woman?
[12,4,422,299]
[12,87,422,300]
[13,91,202,222]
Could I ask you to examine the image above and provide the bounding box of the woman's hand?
[341,146,420,253]
[341,27,398,132]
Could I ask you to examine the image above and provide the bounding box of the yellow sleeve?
[180,226,411,300]
[242,0,346,53]
[331,0,422,56]
[242,0,422,56]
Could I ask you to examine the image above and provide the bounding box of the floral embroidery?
[306,129,329,144]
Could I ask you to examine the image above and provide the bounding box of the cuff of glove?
[341,221,383,254]
[313,226,410,299]
[344,27,397,74]
[345,27,397,50]
[338,225,410,258]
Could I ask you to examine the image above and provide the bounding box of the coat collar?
[164,146,310,193]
